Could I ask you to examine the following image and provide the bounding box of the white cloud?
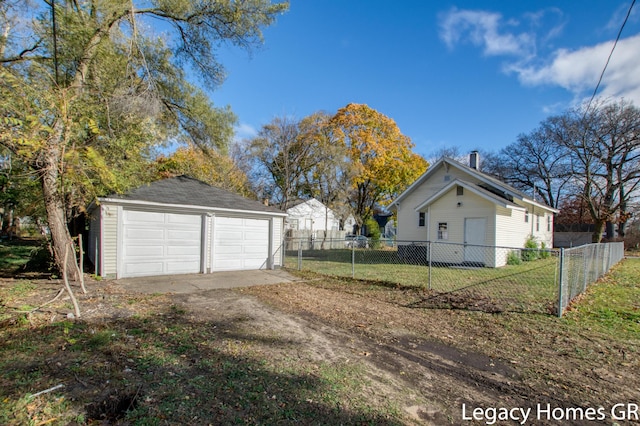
[233,122,258,141]
[438,8,535,57]
[439,7,640,106]
[510,34,640,104]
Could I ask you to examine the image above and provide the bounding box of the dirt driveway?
[111,272,566,424]
[4,267,635,424]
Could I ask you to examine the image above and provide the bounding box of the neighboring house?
[88,176,287,279]
[343,214,357,235]
[285,198,340,232]
[390,152,558,267]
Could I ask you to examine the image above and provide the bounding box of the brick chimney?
[470,151,480,170]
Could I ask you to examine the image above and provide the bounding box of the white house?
[285,198,340,232]
[88,176,286,279]
[390,152,558,267]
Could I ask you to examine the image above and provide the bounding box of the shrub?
[522,235,539,261]
[539,241,551,259]
[507,250,522,265]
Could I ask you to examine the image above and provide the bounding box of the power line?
[585,0,636,112]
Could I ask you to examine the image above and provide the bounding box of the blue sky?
[211,1,640,159]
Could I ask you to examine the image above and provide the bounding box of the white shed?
[88,176,287,278]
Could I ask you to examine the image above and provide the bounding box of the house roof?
[415,178,525,211]
[392,157,558,213]
[99,175,286,216]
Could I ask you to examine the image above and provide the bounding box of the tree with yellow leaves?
[156,147,254,198]
[330,103,428,229]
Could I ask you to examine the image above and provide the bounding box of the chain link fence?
[282,238,624,316]
[557,242,625,315]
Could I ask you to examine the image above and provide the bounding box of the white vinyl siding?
[396,165,491,243]
[428,189,495,245]
[272,217,283,267]
[102,204,118,277]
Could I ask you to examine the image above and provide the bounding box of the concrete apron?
[115,269,298,294]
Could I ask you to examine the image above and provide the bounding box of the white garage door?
[121,210,202,278]
[213,216,269,271]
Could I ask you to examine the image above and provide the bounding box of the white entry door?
[464,217,486,264]
[213,216,270,271]
[121,210,202,278]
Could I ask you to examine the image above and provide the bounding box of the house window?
[437,222,448,240]
[289,219,299,230]
[418,212,425,227]
[547,215,552,232]
[536,215,540,232]
[524,210,529,223]
[456,185,464,196]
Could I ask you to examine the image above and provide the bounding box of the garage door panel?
[166,245,200,256]
[167,229,201,240]
[167,213,201,225]
[216,233,244,242]
[166,260,200,274]
[216,216,243,226]
[125,210,165,223]
[212,217,269,271]
[126,246,164,257]
[244,245,267,254]
[125,261,164,276]
[125,228,165,240]
[122,210,202,278]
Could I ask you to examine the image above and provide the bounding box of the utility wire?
[585,0,636,112]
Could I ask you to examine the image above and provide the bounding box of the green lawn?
[0,240,41,273]
[563,257,640,336]
[286,248,560,314]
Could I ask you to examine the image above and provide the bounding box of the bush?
[521,235,539,261]
[507,250,522,265]
[539,241,551,259]
[364,217,381,249]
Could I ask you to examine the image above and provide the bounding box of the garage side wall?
[272,217,284,267]
[101,204,118,277]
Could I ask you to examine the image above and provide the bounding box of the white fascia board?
[97,197,288,218]
[521,197,560,214]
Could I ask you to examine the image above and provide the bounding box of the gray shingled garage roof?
[108,175,285,215]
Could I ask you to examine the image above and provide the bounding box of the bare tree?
[483,124,573,209]
[242,116,316,210]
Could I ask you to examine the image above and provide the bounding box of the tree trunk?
[605,221,615,240]
[591,219,606,243]
[41,135,79,281]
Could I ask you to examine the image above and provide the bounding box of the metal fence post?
[297,239,302,271]
[351,242,355,279]
[582,247,588,293]
[428,241,432,290]
[557,248,565,318]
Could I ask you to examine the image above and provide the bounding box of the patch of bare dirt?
[241,278,640,425]
[2,272,639,425]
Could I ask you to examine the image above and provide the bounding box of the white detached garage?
[88,176,286,279]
